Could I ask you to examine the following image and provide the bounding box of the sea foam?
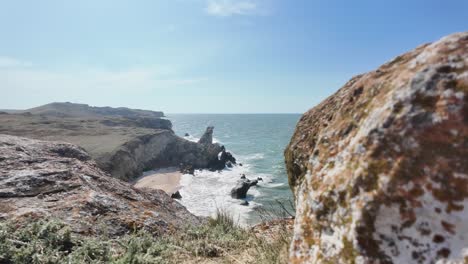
[178,158,272,226]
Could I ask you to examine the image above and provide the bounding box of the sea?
[166,114,301,225]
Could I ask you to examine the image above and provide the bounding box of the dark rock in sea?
[184,133,190,137]
[239,163,243,166]
[240,201,249,206]
[0,134,201,237]
[240,174,246,179]
[198,126,214,144]
[257,177,263,181]
[206,146,236,171]
[226,161,233,168]
[285,32,468,263]
[171,191,182,199]
[221,150,236,164]
[230,178,258,199]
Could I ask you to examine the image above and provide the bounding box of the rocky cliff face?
[101,129,229,181]
[0,134,200,236]
[0,103,233,181]
[285,32,468,263]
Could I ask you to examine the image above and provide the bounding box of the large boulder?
[0,134,201,237]
[285,32,468,263]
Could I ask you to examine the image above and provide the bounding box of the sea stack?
[198,126,214,145]
[285,32,468,263]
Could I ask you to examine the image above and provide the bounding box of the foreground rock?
[285,32,468,263]
[231,177,258,199]
[0,135,201,236]
[0,103,235,181]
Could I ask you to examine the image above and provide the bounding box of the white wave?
[239,153,265,161]
[263,182,285,188]
[178,165,271,226]
[183,135,200,142]
[183,135,221,144]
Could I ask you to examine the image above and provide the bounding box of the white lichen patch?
[374,180,468,263]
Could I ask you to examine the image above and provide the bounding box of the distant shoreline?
[167,113,302,115]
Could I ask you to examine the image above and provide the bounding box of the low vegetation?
[0,210,291,264]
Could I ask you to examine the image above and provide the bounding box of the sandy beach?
[133,167,182,195]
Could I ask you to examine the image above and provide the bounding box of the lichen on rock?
[285,32,468,263]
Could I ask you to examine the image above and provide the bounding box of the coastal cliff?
[0,103,232,181]
[0,134,290,263]
[285,32,468,263]
[0,134,200,236]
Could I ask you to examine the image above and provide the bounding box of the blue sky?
[0,0,467,113]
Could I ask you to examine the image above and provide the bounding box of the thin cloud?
[205,0,260,17]
[0,58,206,96]
[0,56,33,68]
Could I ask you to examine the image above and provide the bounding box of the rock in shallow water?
[285,32,468,263]
[171,191,182,199]
[231,178,258,199]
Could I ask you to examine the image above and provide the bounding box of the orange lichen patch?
[441,221,456,235]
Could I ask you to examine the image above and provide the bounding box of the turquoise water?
[166,114,301,225]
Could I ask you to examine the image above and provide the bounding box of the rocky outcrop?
[231,177,258,199]
[285,32,468,263]
[0,135,201,236]
[198,126,214,144]
[0,103,235,181]
[103,129,236,180]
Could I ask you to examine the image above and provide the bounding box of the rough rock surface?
[0,134,201,236]
[0,103,234,181]
[285,32,468,263]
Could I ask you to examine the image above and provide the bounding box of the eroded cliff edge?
[0,134,201,236]
[285,32,468,263]
[0,103,232,181]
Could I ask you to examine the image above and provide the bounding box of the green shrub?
[0,211,291,264]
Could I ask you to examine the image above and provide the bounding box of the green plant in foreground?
[0,211,291,264]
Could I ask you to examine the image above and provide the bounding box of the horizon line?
[166,112,303,115]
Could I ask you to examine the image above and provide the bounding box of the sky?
[0,0,467,113]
